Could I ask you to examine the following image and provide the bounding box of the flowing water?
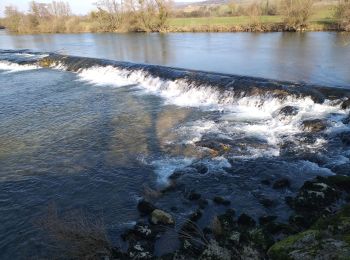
[1,31,350,258]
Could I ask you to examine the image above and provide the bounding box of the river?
[0,31,350,258]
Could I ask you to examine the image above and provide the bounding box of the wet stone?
[278,106,299,117]
[259,215,277,225]
[137,200,156,216]
[187,191,201,201]
[191,163,209,174]
[189,209,203,222]
[213,196,231,206]
[197,198,209,209]
[273,178,291,189]
[237,213,256,228]
[302,119,327,132]
[150,209,175,225]
[259,197,276,208]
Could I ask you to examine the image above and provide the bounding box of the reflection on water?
[0,31,350,87]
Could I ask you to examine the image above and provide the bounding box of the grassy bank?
[167,6,339,32]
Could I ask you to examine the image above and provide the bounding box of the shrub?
[280,0,315,30]
[334,0,350,31]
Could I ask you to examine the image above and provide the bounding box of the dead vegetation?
[36,204,113,260]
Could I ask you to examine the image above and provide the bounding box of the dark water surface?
[1,30,350,87]
[0,33,350,259]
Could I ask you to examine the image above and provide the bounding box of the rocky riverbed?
[107,171,350,259]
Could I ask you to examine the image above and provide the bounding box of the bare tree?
[280,0,314,31]
[334,0,350,31]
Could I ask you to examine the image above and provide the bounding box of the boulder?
[286,180,340,211]
[150,209,174,225]
[268,206,350,260]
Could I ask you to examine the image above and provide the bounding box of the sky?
[0,0,200,17]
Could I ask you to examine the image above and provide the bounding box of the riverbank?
[1,5,347,34]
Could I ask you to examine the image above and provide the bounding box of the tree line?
[2,0,172,33]
[1,0,349,33]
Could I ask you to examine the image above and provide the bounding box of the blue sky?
[0,0,199,16]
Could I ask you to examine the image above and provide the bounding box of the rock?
[259,197,276,208]
[286,180,340,212]
[268,229,350,260]
[289,214,309,230]
[259,215,277,225]
[341,99,350,110]
[189,209,203,222]
[150,209,174,225]
[272,178,291,189]
[137,200,156,216]
[261,179,271,186]
[339,131,350,146]
[248,228,274,251]
[264,222,298,236]
[237,213,256,228]
[192,163,209,174]
[302,119,327,132]
[195,139,230,155]
[343,113,350,124]
[187,191,201,201]
[128,240,154,259]
[213,196,231,206]
[197,198,209,209]
[122,222,158,241]
[199,239,231,260]
[325,175,350,192]
[217,211,236,232]
[228,231,241,244]
[277,106,299,118]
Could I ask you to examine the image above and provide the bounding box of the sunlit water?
[0,32,350,258]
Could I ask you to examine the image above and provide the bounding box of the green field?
[169,6,336,28]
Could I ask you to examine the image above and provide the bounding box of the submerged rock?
[137,200,156,216]
[339,131,350,146]
[191,163,209,174]
[237,213,256,228]
[259,197,276,208]
[150,209,174,225]
[187,191,201,201]
[272,178,291,189]
[213,196,231,206]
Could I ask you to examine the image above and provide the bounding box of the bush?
[280,0,314,30]
[334,0,350,31]
[37,204,113,259]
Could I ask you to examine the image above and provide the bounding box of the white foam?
[151,157,194,184]
[0,61,39,73]
[58,65,350,171]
